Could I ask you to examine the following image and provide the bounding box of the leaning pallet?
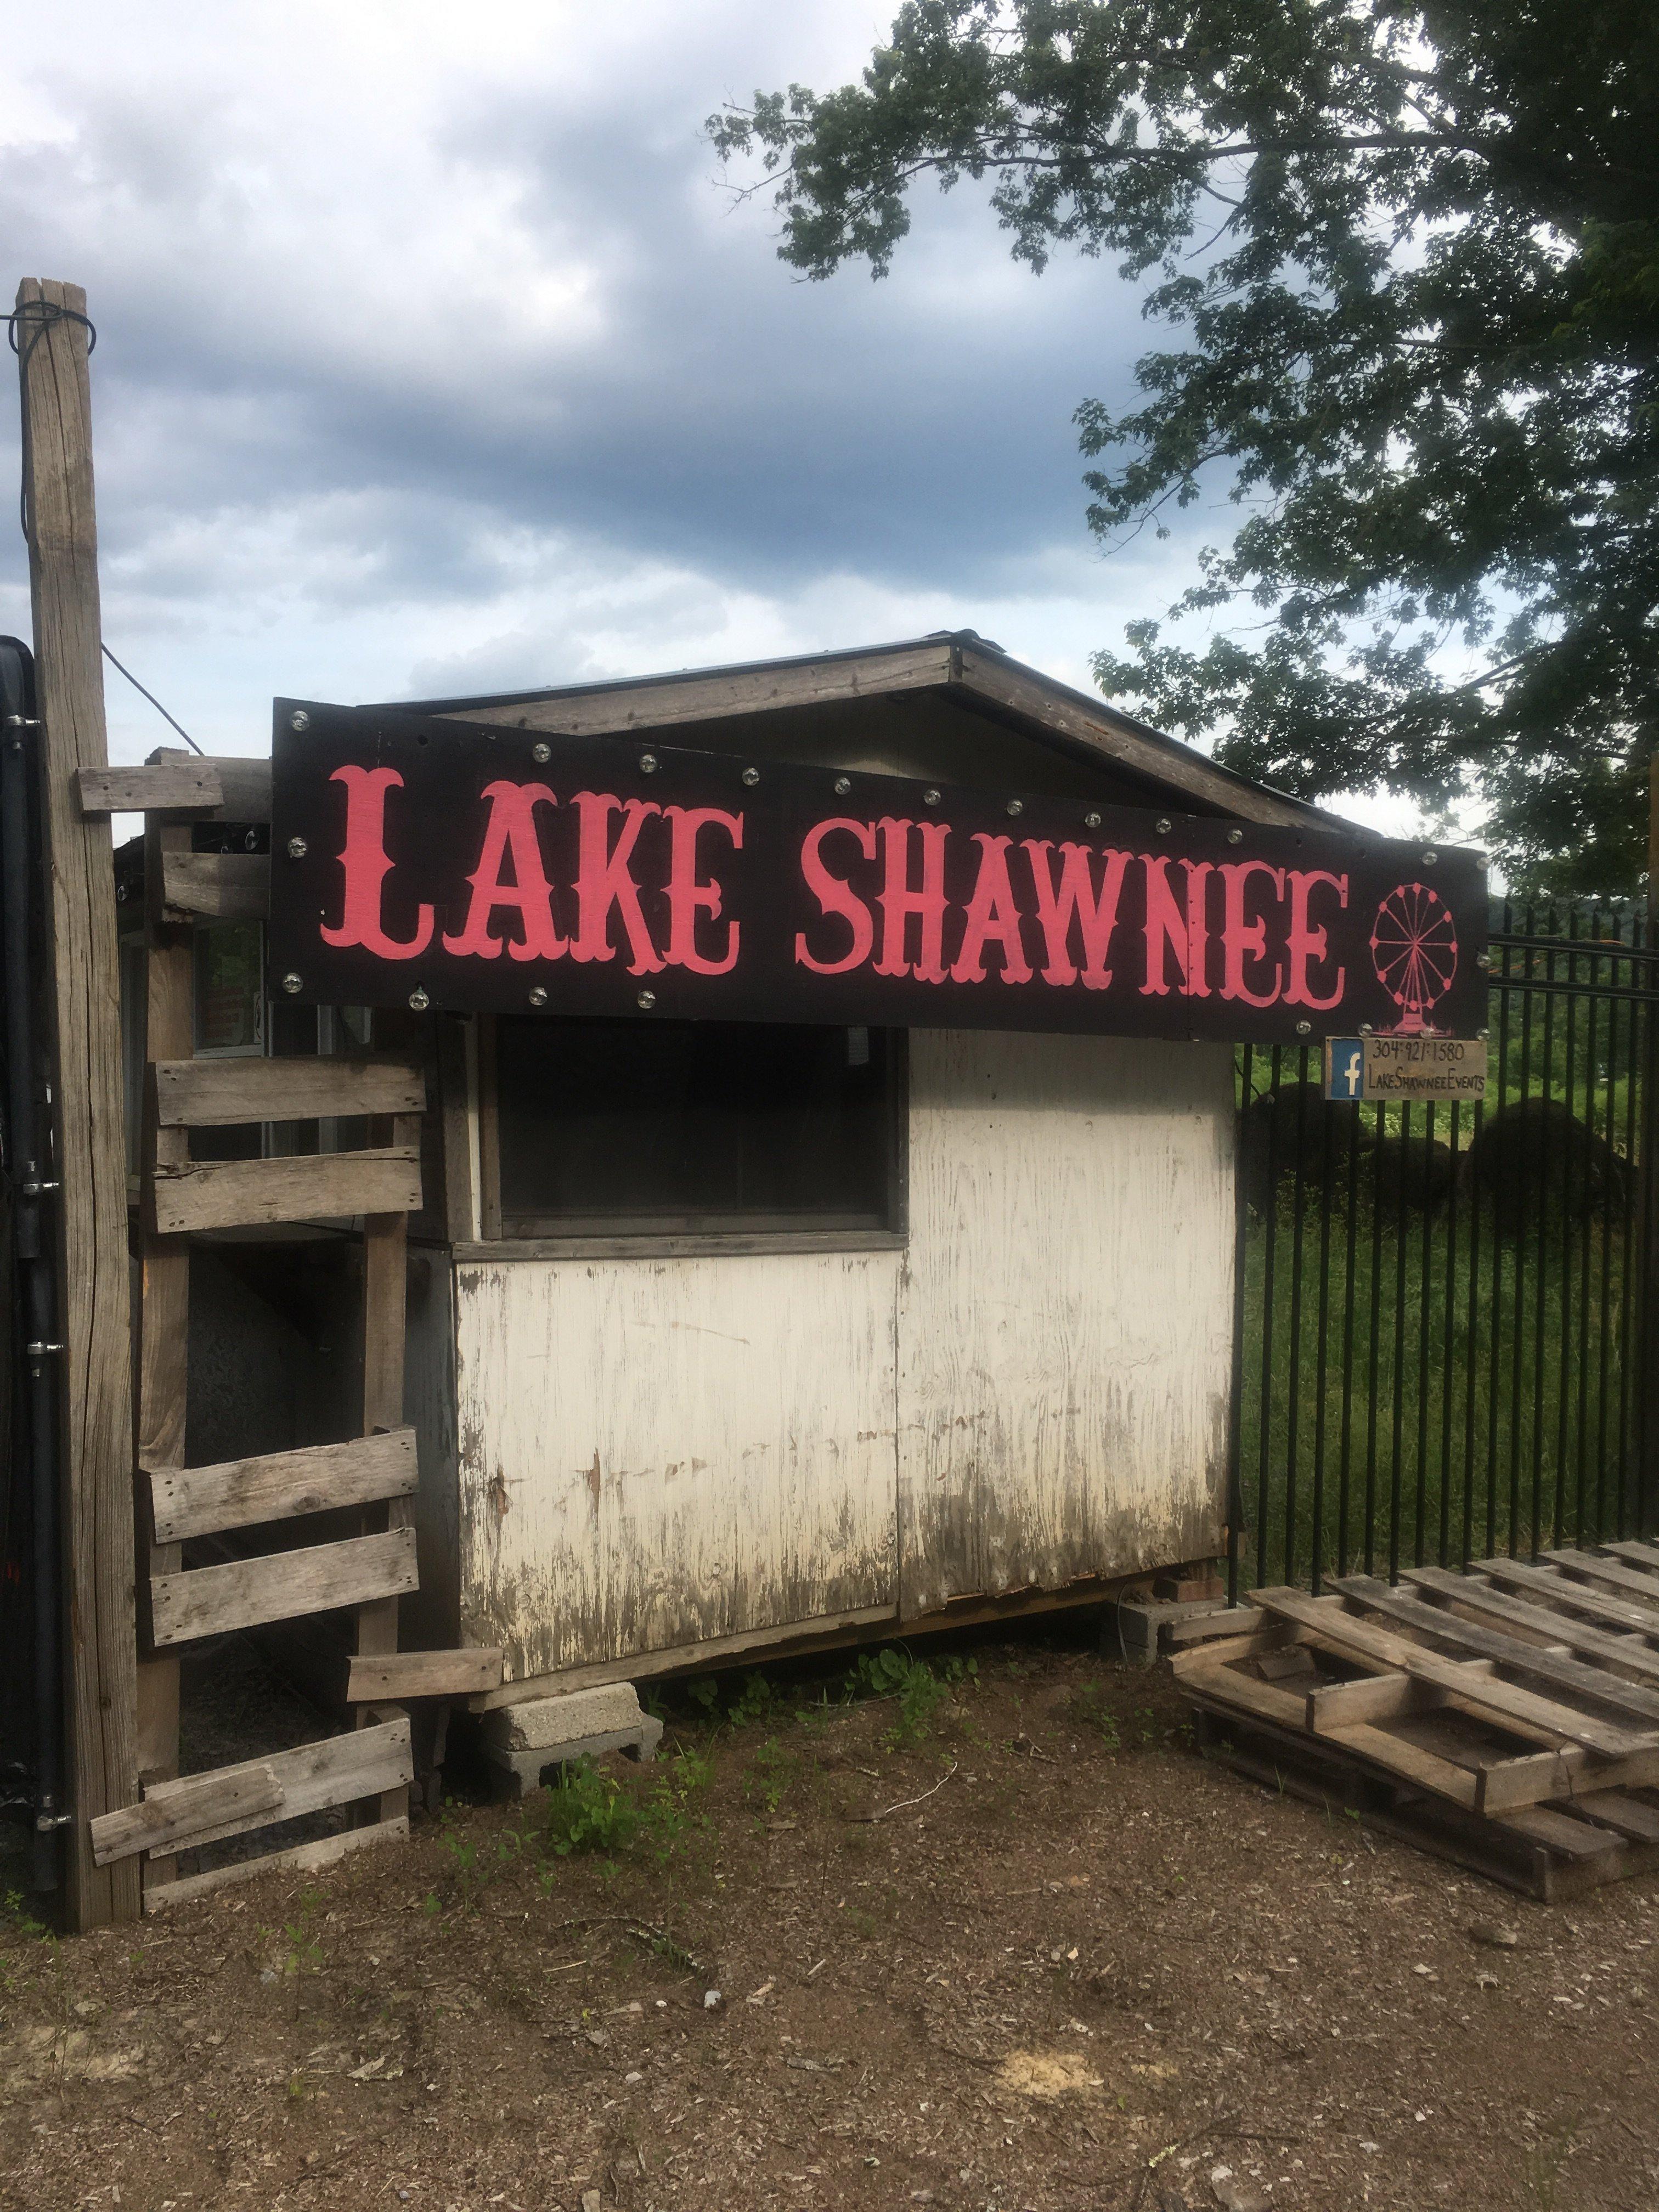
[78,757,500,1911]
[1175,1549,1659,1902]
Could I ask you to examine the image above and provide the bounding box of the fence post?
[1642,763,1659,1539]
[16,277,140,1928]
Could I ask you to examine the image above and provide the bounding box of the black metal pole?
[0,638,63,1892]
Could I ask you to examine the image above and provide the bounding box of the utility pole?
[16,276,140,1928]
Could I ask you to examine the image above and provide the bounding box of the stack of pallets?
[1176,1546,1659,1900]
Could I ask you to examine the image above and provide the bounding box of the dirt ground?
[4,1629,1658,2212]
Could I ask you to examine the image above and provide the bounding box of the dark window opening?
[492,1017,905,1237]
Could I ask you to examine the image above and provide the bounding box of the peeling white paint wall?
[452,1252,901,1677]
[447,1031,1234,1681]
[898,1031,1234,1615]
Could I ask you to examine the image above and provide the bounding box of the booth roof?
[368,630,1367,838]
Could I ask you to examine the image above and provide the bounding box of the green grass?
[1239,1184,1642,1587]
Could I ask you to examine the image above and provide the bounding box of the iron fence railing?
[1229,902,1659,1601]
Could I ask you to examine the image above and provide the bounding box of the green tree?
[710,3,1659,890]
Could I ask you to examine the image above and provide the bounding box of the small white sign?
[1324,1035,1487,1102]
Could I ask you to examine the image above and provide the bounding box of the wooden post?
[17,276,140,1927]
[1643,761,1659,1537]
[134,823,193,1892]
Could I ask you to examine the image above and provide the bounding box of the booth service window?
[491,1017,905,1238]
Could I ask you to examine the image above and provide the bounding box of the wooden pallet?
[78,757,501,1908]
[1176,1551,1659,1901]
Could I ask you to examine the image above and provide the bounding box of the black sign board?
[267,700,1488,1044]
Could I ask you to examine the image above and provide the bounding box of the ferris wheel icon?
[1370,883,1459,1031]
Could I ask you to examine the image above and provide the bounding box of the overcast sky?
[0,2,1421,832]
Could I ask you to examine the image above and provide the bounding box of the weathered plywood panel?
[896,1030,1234,1615]
[452,1254,900,1676]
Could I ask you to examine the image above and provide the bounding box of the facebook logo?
[1326,1039,1365,1101]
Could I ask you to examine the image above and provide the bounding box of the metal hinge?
[20,1178,60,1198]
[26,1341,65,1358]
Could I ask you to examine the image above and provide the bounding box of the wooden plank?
[1168,1629,1293,1677]
[443,638,957,740]
[1474,1742,1659,1814]
[956,644,1309,827]
[357,1185,413,1823]
[76,760,223,814]
[1569,1791,1659,1843]
[151,1053,425,1128]
[1246,1587,1659,1758]
[134,913,191,1877]
[91,1763,282,1865]
[146,1146,421,1234]
[1539,1548,1659,1610]
[144,1814,408,1911]
[1333,1574,1659,1729]
[346,1647,504,1702]
[1161,1607,1259,1648]
[1404,1567,1659,1685]
[1184,1661,1485,1811]
[1595,1539,1659,1575]
[1500,1803,1624,1860]
[148,746,272,822]
[159,847,270,921]
[1305,1672,1442,1731]
[145,1428,419,1543]
[149,1526,419,1648]
[20,276,140,1929]
[139,1717,411,1857]
[437,1015,476,1243]
[1476,1555,1659,1638]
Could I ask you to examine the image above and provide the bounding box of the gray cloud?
[0,2,1287,788]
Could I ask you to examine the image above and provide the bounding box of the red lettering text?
[950,834,1032,984]
[795,818,877,974]
[1218,860,1285,1007]
[873,819,950,984]
[1142,857,1212,999]
[441,780,563,962]
[1285,868,1347,1009]
[1022,841,1131,989]
[665,805,743,975]
[570,792,664,975]
[319,764,434,961]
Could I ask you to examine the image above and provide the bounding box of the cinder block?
[482,1683,663,1795]
[484,1683,650,1752]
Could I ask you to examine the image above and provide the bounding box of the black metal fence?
[1229,902,1659,1599]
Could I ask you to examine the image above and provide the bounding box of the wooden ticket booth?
[264,636,1488,1711]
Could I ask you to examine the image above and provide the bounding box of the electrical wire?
[99,644,204,755]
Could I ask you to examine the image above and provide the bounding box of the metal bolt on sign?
[532,743,551,765]
[1006,799,1023,817]
[741,766,760,787]
[408,986,430,1012]
[528,986,548,1008]
[1084,811,1102,830]
[289,709,309,732]
[833,776,852,796]
[1156,817,1172,834]
[286,836,307,860]
[923,788,941,806]
[280,972,303,995]
[639,753,658,774]
[637,990,657,1011]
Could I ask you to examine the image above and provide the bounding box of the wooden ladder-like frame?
[78,754,499,1910]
